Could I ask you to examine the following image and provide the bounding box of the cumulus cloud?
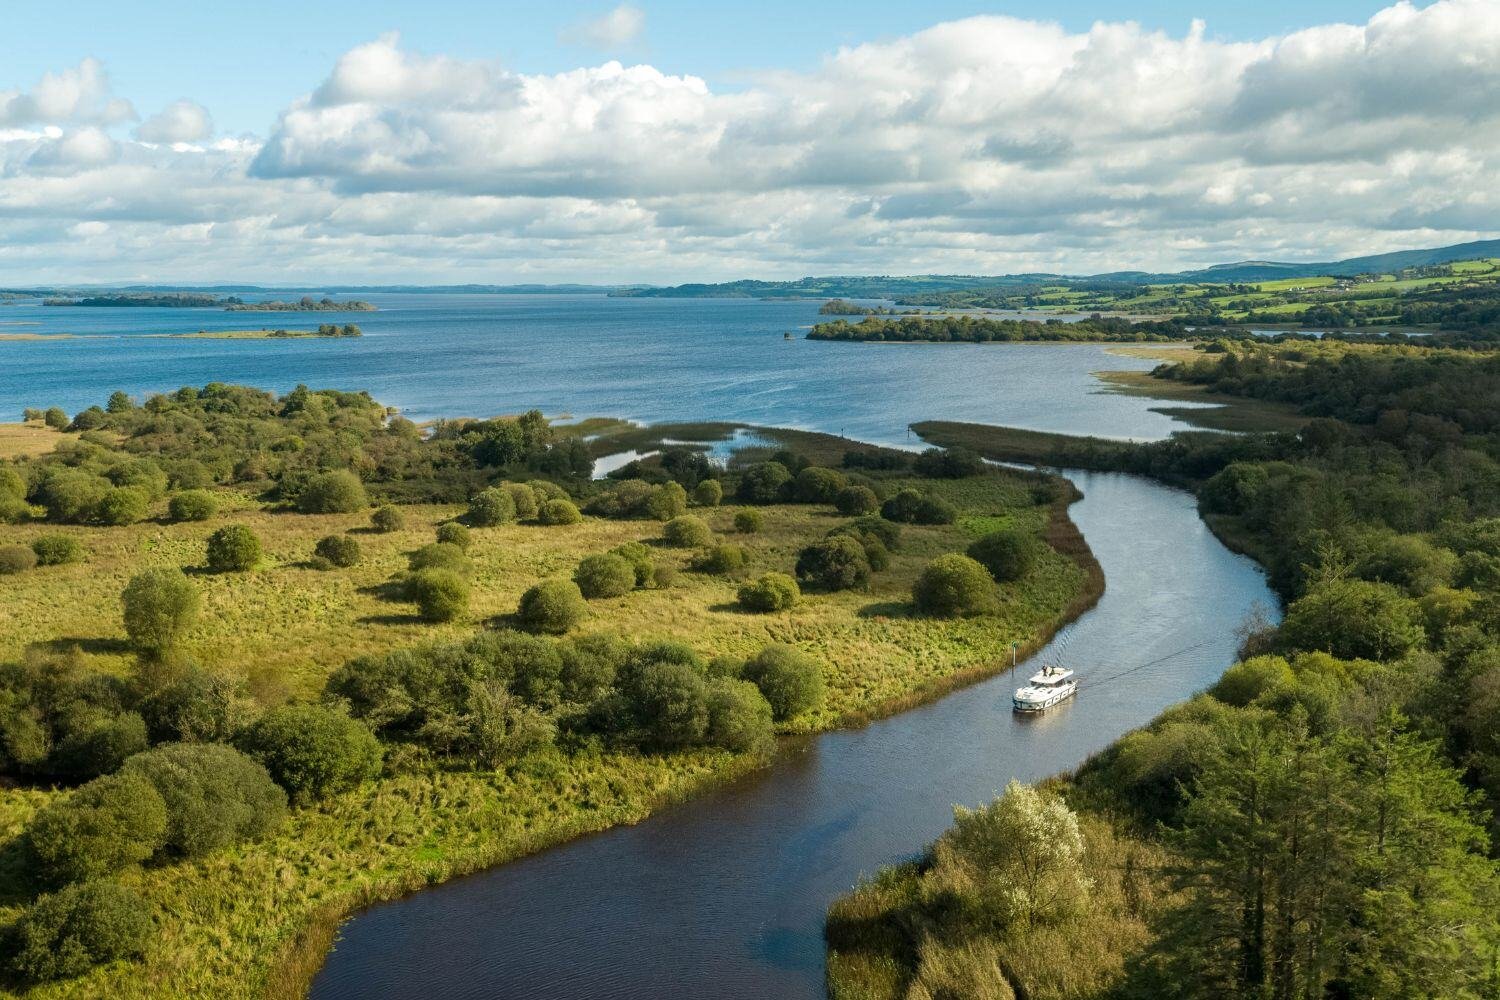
[2,1,1500,282]
[0,58,134,127]
[560,5,646,50]
[135,100,213,143]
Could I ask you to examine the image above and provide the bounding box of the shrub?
[967,529,1039,582]
[137,669,253,744]
[1210,655,1297,707]
[122,742,286,858]
[70,407,108,432]
[586,479,655,519]
[237,704,382,804]
[793,467,848,504]
[31,534,84,566]
[468,487,517,526]
[737,572,800,612]
[1279,578,1426,661]
[27,771,168,885]
[298,470,368,513]
[538,498,583,525]
[663,515,713,547]
[575,553,637,598]
[370,504,405,533]
[560,632,629,704]
[736,461,793,504]
[0,543,38,574]
[37,470,110,523]
[882,488,957,525]
[517,579,588,634]
[693,479,723,506]
[166,458,214,490]
[795,535,871,591]
[503,482,539,520]
[121,568,199,655]
[647,481,689,521]
[205,524,262,572]
[695,544,747,575]
[734,509,763,533]
[706,679,775,753]
[43,406,69,429]
[314,534,361,568]
[408,541,469,573]
[913,446,986,478]
[435,521,471,550]
[168,489,218,522]
[610,541,658,588]
[743,643,825,721]
[93,486,149,526]
[53,711,148,780]
[528,480,569,502]
[10,881,152,982]
[834,485,880,516]
[913,554,996,617]
[847,515,900,549]
[620,659,709,748]
[410,568,469,622]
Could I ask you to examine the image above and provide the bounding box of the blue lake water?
[0,293,1206,445]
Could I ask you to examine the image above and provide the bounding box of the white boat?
[1012,665,1077,712]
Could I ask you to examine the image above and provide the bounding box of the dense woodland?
[837,339,1500,999]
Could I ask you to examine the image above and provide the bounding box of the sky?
[1,0,1496,284]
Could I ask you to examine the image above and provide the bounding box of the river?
[309,468,1275,999]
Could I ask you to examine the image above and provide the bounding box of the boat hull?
[1012,684,1078,712]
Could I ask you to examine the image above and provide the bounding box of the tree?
[297,470,367,514]
[517,579,587,634]
[930,780,1089,928]
[621,659,709,748]
[121,568,199,656]
[913,447,985,478]
[538,498,583,525]
[121,742,286,858]
[137,668,253,744]
[314,534,361,568]
[693,479,723,506]
[205,524,262,572]
[742,643,825,720]
[647,481,688,521]
[913,554,996,617]
[663,515,713,547]
[574,553,637,598]
[370,504,405,533]
[410,568,469,622]
[795,535,870,591]
[967,529,1039,582]
[27,771,168,885]
[705,678,775,753]
[468,487,517,526]
[43,406,69,430]
[106,390,135,414]
[736,461,792,504]
[237,704,382,804]
[793,467,847,504]
[882,488,956,525]
[737,572,800,612]
[168,489,218,522]
[835,485,880,516]
[1279,578,1425,661]
[9,881,152,982]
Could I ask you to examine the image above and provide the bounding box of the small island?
[155,323,363,340]
[43,292,377,312]
[225,295,376,312]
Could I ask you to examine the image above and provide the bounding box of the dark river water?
[309,469,1275,1000]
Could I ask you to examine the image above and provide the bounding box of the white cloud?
[561,5,646,50]
[1,1,1499,282]
[135,100,213,143]
[0,58,135,127]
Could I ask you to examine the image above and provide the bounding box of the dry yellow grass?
[0,424,74,460]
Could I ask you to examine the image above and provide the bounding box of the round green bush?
[53,711,148,780]
[27,771,168,885]
[435,521,472,550]
[0,466,25,500]
[297,470,368,514]
[517,579,588,634]
[663,515,712,548]
[610,541,658,587]
[205,524,263,572]
[314,534,361,568]
[237,704,382,804]
[10,881,152,983]
[166,458,214,491]
[408,541,470,573]
[168,489,219,522]
[793,467,848,504]
[30,534,84,566]
[621,659,709,748]
[881,488,956,525]
[847,515,900,549]
[574,553,637,599]
[705,678,775,753]
[0,543,38,574]
[410,568,470,622]
[647,481,689,521]
[528,480,569,502]
[93,486,149,526]
[795,535,871,591]
[43,406,69,430]
[693,479,723,506]
[468,487,517,526]
[37,470,110,523]
[736,461,792,504]
[538,498,583,525]
[370,504,405,533]
[967,529,1039,582]
[743,643,826,721]
[835,485,880,516]
[121,567,199,655]
[734,508,763,534]
[737,572,800,612]
[913,554,996,617]
[694,543,747,575]
[503,482,539,520]
[121,742,286,858]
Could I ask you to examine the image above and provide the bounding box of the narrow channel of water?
[310,469,1275,999]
